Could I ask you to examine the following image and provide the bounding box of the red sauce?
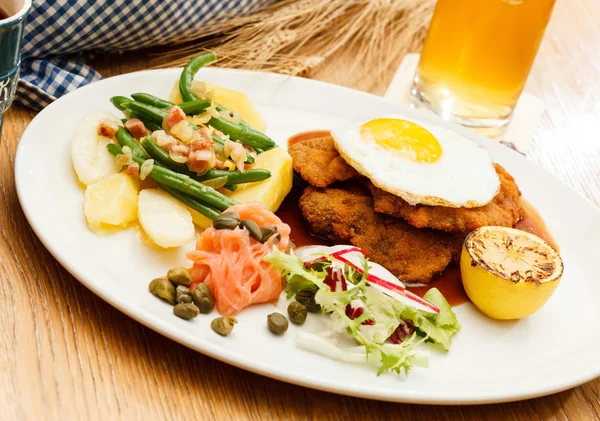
[281,130,557,308]
[276,187,329,248]
[515,199,558,251]
[407,265,468,307]
[407,199,556,307]
[287,130,331,148]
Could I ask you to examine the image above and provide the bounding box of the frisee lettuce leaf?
[397,288,461,351]
[264,248,325,297]
[265,247,461,374]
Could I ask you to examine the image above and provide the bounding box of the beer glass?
[411,0,556,136]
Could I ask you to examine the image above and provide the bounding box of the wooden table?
[1,1,599,419]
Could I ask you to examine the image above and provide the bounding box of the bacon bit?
[164,105,186,129]
[98,119,119,137]
[126,162,140,176]
[390,320,414,344]
[125,118,148,139]
[188,150,216,174]
[168,143,190,156]
[188,128,216,173]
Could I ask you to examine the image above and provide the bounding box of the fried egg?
[331,114,500,208]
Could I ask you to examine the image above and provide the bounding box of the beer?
[412,0,555,134]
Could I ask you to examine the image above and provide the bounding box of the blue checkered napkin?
[15,0,273,110]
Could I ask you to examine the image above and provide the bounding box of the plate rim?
[14,67,600,405]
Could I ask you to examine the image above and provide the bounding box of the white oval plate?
[15,68,600,404]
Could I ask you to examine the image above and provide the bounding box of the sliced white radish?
[335,252,438,314]
[295,245,362,264]
[138,189,195,248]
[71,112,122,185]
[332,250,406,292]
[294,245,439,313]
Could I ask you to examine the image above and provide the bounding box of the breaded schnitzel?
[299,185,460,283]
[369,164,522,233]
[289,134,522,234]
[288,135,357,187]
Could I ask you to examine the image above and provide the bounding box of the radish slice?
[295,245,362,264]
[332,252,439,313]
[293,245,440,314]
[332,250,406,292]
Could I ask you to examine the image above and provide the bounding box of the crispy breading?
[288,135,357,187]
[299,185,458,283]
[369,164,522,234]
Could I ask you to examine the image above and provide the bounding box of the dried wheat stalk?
[152,0,435,82]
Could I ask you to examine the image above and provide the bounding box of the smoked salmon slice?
[187,202,291,316]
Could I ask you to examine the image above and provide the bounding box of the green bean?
[126,101,168,126]
[123,109,162,132]
[208,116,276,150]
[179,52,217,102]
[115,127,146,157]
[158,185,221,220]
[142,136,267,189]
[131,93,211,116]
[215,104,252,129]
[110,96,131,111]
[196,169,271,184]
[141,136,261,189]
[214,105,268,154]
[131,93,173,109]
[107,143,237,211]
[180,100,212,116]
[140,136,190,174]
[121,99,264,160]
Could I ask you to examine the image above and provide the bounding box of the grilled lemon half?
[460,226,563,320]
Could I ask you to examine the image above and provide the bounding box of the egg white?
[331,113,500,208]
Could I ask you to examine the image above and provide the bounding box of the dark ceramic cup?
[0,0,31,129]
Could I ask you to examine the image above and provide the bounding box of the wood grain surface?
[1,0,599,419]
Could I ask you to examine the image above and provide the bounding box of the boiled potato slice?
[206,83,266,133]
[190,147,293,229]
[84,172,140,233]
[230,147,292,209]
[169,81,266,132]
[72,112,122,185]
[138,189,195,248]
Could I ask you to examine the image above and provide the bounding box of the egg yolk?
[360,118,442,163]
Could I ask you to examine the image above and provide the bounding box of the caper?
[240,219,262,241]
[211,316,237,336]
[149,278,176,305]
[176,285,192,304]
[295,290,321,313]
[173,303,200,320]
[287,301,308,324]
[267,312,289,335]
[167,267,192,286]
[260,226,281,243]
[213,211,241,230]
[192,283,214,314]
